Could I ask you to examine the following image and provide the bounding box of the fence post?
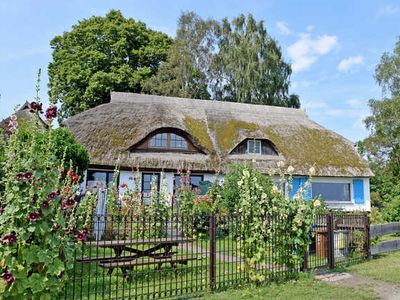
[209,213,216,290]
[302,248,309,271]
[327,214,335,269]
[364,214,371,259]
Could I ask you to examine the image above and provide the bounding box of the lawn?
[349,250,400,285]
[202,275,376,300]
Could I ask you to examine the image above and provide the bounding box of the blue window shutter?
[300,178,312,201]
[290,177,312,200]
[353,179,365,204]
[290,178,301,200]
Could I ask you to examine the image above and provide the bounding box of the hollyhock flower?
[16,173,24,181]
[28,212,39,222]
[42,200,49,209]
[24,172,33,181]
[2,272,14,284]
[29,102,43,113]
[72,175,79,182]
[76,232,87,241]
[8,115,18,133]
[3,232,17,245]
[31,196,37,204]
[45,105,57,119]
[47,190,59,201]
[120,183,128,189]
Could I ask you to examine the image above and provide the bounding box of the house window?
[87,170,116,191]
[142,173,160,204]
[174,174,204,191]
[149,133,168,148]
[231,139,278,155]
[247,140,261,154]
[170,133,188,149]
[148,132,189,150]
[312,182,351,202]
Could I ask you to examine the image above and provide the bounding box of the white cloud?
[376,5,400,18]
[276,21,291,35]
[302,100,327,110]
[287,34,338,72]
[345,98,363,108]
[337,56,364,73]
[306,25,314,32]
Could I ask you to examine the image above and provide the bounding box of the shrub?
[221,163,272,214]
[235,162,321,283]
[0,95,95,298]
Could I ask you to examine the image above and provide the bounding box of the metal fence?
[64,212,369,299]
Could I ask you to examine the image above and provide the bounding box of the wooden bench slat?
[86,238,195,247]
[99,256,197,268]
[76,251,178,263]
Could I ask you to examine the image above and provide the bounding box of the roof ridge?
[110,92,307,116]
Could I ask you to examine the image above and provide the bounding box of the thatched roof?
[64,92,373,177]
[0,102,34,136]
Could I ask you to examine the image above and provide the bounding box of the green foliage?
[370,206,384,224]
[382,195,400,222]
[144,12,299,108]
[221,163,272,214]
[52,127,89,179]
[375,37,400,97]
[234,163,321,282]
[360,37,400,221]
[143,12,216,100]
[48,9,172,118]
[0,97,96,298]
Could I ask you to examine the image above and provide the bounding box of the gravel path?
[316,270,400,300]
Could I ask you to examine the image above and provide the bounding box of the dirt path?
[316,271,400,300]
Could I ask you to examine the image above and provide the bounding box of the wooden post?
[327,214,335,269]
[364,214,371,259]
[209,214,216,290]
[302,248,309,271]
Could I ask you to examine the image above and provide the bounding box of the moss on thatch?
[183,117,215,153]
[211,119,258,154]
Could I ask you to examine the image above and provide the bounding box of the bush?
[234,163,321,282]
[0,99,95,298]
[221,163,272,214]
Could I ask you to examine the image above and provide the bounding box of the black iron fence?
[64,212,369,299]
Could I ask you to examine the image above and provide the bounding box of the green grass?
[202,275,376,300]
[349,251,400,285]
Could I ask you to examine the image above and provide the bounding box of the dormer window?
[248,139,261,154]
[148,132,188,150]
[131,128,204,153]
[231,139,278,155]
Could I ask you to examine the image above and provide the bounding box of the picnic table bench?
[79,237,196,279]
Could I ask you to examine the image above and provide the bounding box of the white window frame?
[247,139,261,154]
[311,177,353,204]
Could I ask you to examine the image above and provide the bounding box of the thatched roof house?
[65,92,371,177]
[65,92,372,211]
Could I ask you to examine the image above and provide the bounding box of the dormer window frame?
[247,139,262,155]
[130,128,205,154]
[230,138,279,156]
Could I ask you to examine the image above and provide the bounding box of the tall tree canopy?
[360,37,400,220]
[144,12,299,108]
[48,10,172,118]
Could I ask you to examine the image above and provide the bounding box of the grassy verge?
[349,251,400,285]
[202,274,376,300]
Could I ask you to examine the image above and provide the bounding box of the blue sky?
[0,0,399,142]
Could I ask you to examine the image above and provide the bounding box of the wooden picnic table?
[80,237,196,278]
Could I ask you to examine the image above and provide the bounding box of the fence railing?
[64,212,369,299]
[370,222,400,255]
